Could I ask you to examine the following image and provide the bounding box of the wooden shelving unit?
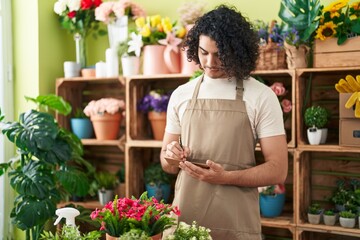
[55,68,360,239]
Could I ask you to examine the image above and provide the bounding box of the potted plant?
[144,162,173,203]
[307,203,323,224]
[115,162,126,198]
[95,171,118,205]
[164,221,212,240]
[258,184,286,218]
[330,179,352,212]
[70,107,94,139]
[118,33,142,77]
[84,98,125,140]
[40,225,101,240]
[323,209,337,226]
[278,0,321,69]
[304,105,330,145]
[339,210,356,228]
[138,89,171,140]
[0,95,92,239]
[90,192,180,239]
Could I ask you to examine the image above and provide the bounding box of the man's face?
[198,35,227,79]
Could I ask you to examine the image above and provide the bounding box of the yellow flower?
[315,21,337,40]
[351,2,360,10]
[323,0,349,12]
[140,25,151,37]
[176,26,187,38]
[135,17,145,28]
[161,17,173,33]
[150,15,161,28]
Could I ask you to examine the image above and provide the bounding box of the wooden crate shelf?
[296,67,360,147]
[125,74,191,142]
[252,69,296,148]
[296,225,360,239]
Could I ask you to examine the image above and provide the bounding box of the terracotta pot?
[148,111,166,140]
[91,112,122,140]
[106,234,119,240]
[105,232,161,240]
[180,48,199,75]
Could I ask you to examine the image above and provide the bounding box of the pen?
[179,136,183,150]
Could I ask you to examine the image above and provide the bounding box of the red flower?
[67,11,76,19]
[94,0,102,7]
[81,0,94,10]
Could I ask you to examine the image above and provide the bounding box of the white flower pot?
[323,215,336,226]
[339,217,356,228]
[121,56,140,76]
[98,189,114,206]
[319,128,328,144]
[308,213,321,224]
[307,128,321,145]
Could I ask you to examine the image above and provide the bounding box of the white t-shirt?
[165,75,285,141]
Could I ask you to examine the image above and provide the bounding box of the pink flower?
[95,2,114,24]
[67,11,76,19]
[270,82,286,96]
[281,99,292,113]
[274,184,286,194]
[83,98,125,117]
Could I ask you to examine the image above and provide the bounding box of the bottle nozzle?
[54,207,80,226]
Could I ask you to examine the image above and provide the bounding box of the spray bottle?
[54,207,80,226]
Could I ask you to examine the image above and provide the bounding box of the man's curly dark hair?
[183,4,259,80]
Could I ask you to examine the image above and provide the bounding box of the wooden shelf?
[126,140,163,148]
[261,215,295,229]
[297,223,360,237]
[298,144,360,153]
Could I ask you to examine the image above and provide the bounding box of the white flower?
[127,32,143,57]
[67,0,81,12]
[54,0,67,15]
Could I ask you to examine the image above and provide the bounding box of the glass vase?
[74,33,86,68]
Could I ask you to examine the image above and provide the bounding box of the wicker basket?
[256,42,287,70]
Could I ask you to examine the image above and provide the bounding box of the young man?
[160,5,288,239]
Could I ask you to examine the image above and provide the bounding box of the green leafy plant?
[330,179,353,206]
[278,0,322,44]
[304,105,330,128]
[323,209,335,216]
[95,171,118,190]
[40,225,101,240]
[308,203,322,214]
[339,210,356,218]
[0,94,92,240]
[119,229,151,240]
[90,192,180,237]
[116,162,126,183]
[144,162,172,186]
[164,221,212,240]
[73,108,88,119]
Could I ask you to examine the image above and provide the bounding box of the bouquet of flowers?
[315,0,360,45]
[53,0,104,37]
[138,90,171,113]
[95,0,146,24]
[258,184,286,196]
[135,15,186,46]
[83,98,125,117]
[90,192,181,237]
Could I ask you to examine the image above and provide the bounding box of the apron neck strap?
[236,79,244,100]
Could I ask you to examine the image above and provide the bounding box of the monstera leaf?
[278,0,321,42]
[57,166,90,197]
[9,161,55,198]
[2,110,59,153]
[11,194,57,230]
[25,94,72,116]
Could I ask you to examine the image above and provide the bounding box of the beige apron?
[172,75,261,239]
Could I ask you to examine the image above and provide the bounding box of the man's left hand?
[179,160,226,184]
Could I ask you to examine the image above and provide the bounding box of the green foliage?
[73,108,88,119]
[165,221,212,240]
[308,203,322,214]
[304,105,330,128]
[0,95,92,239]
[95,171,118,189]
[144,163,172,186]
[339,210,356,219]
[323,209,335,216]
[117,162,126,183]
[40,225,101,240]
[119,229,151,240]
[189,70,203,81]
[278,0,322,43]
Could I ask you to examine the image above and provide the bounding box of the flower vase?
[106,234,119,240]
[142,45,170,75]
[108,16,128,49]
[74,33,87,68]
[148,111,166,140]
[284,42,309,69]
